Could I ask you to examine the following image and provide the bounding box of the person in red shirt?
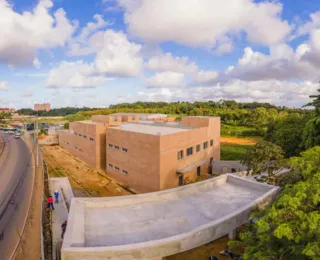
[47,196,55,210]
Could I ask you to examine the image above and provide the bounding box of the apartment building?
[34,103,51,112]
[59,114,220,192]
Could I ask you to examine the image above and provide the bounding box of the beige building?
[59,115,220,192]
[34,103,51,112]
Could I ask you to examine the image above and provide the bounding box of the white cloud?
[192,80,319,107]
[295,11,320,37]
[193,70,218,84]
[145,53,197,74]
[0,81,9,90]
[46,61,106,88]
[213,42,234,55]
[224,44,320,82]
[0,0,76,66]
[94,30,143,77]
[22,88,33,97]
[120,0,290,49]
[146,71,185,88]
[68,14,111,56]
[33,58,41,69]
[137,88,188,102]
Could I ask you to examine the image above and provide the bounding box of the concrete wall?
[212,160,247,174]
[106,129,161,193]
[59,122,108,170]
[61,175,280,260]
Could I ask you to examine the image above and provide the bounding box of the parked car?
[14,133,20,139]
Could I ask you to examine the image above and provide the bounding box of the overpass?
[62,174,279,260]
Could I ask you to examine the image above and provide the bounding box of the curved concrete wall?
[62,175,279,260]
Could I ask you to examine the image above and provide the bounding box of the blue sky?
[0,0,320,109]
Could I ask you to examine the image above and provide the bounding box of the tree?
[0,112,11,126]
[241,141,285,185]
[265,113,309,157]
[302,117,320,150]
[304,87,320,115]
[230,147,320,260]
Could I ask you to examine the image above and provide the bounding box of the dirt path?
[41,145,130,197]
[221,136,261,145]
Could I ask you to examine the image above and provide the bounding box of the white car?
[14,133,20,139]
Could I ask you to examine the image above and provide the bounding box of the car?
[14,133,20,139]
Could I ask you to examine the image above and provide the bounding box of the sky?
[1,0,320,109]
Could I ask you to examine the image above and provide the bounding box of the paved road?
[0,133,35,260]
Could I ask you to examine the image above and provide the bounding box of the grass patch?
[221,143,252,160]
[221,124,263,137]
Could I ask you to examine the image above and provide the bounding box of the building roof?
[63,175,279,259]
[110,121,195,135]
[76,120,107,126]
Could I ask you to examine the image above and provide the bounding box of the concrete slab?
[62,175,279,260]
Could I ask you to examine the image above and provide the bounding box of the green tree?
[302,117,320,150]
[241,141,285,185]
[231,147,320,260]
[0,112,11,125]
[265,113,309,157]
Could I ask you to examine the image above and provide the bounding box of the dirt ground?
[221,136,261,145]
[41,145,130,197]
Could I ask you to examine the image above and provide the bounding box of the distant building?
[34,103,51,112]
[59,114,220,192]
[0,108,15,114]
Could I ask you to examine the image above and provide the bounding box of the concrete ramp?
[62,174,279,260]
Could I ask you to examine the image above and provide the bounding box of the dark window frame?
[203,141,208,149]
[186,147,193,157]
[177,150,184,160]
[196,144,201,152]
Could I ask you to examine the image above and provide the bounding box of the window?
[67,142,69,145]
[90,138,94,141]
[203,141,208,149]
[196,144,201,152]
[197,166,201,176]
[108,144,113,148]
[186,147,193,156]
[115,145,120,150]
[179,175,184,186]
[132,116,135,120]
[79,149,83,152]
[114,116,118,122]
[74,132,78,135]
[122,148,128,152]
[177,150,184,160]
[210,139,214,147]
[79,134,83,137]
[122,170,128,175]
[83,135,87,138]
[115,166,120,171]
[108,164,113,168]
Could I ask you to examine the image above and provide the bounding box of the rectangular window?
[210,139,214,147]
[197,166,201,176]
[115,166,120,171]
[83,135,87,138]
[122,148,128,152]
[108,164,113,168]
[115,145,120,150]
[108,144,113,148]
[90,138,94,141]
[114,116,118,122]
[74,132,78,135]
[186,147,193,156]
[177,150,184,160]
[79,134,82,137]
[132,116,135,120]
[203,141,208,149]
[122,170,128,175]
[196,144,201,152]
[179,175,184,186]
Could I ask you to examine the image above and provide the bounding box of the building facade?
[34,103,51,112]
[0,108,15,114]
[59,114,220,192]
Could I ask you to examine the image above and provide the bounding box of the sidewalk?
[49,178,73,260]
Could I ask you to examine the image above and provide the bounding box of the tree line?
[16,107,96,117]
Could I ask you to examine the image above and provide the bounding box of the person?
[54,190,59,203]
[61,220,67,239]
[47,196,54,210]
